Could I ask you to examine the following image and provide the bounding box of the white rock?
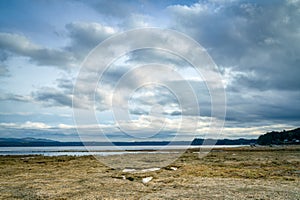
[170,167,177,171]
[122,168,136,173]
[122,168,160,173]
[142,177,153,184]
[141,168,160,172]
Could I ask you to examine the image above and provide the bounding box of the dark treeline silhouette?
[191,138,256,145]
[257,128,300,145]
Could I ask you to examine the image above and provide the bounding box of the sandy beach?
[0,146,299,199]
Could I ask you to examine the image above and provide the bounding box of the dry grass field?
[0,146,299,199]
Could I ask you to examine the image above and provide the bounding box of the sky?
[0,0,299,142]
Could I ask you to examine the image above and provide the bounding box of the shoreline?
[0,144,300,159]
[0,144,299,153]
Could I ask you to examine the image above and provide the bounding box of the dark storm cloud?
[56,77,74,91]
[0,93,31,102]
[169,0,300,90]
[0,33,75,68]
[129,107,149,115]
[126,49,189,68]
[0,49,12,77]
[65,21,116,58]
[32,87,73,107]
[0,22,115,70]
[0,50,9,62]
[167,110,182,116]
[168,0,300,124]
[100,66,130,86]
[0,64,9,77]
[225,89,300,122]
[32,77,105,110]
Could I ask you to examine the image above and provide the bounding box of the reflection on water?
[0,145,246,156]
[0,151,179,156]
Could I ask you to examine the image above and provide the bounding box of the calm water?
[0,145,246,156]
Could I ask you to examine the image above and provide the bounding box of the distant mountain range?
[0,137,56,143]
[0,137,257,147]
[0,127,299,147]
[0,138,81,147]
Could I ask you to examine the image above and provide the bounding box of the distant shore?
[0,137,257,147]
[1,144,300,157]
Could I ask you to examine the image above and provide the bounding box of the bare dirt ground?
[0,146,299,199]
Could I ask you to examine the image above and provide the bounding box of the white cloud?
[20,121,51,129]
[57,123,74,129]
[220,124,298,138]
[0,121,52,129]
[0,122,18,128]
[168,3,210,15]
[121,13,153,29]
[286,0,300,5]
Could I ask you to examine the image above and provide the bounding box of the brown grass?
[0,146,299,199]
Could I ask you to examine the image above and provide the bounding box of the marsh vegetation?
[0,146,299,199]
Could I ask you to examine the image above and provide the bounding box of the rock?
[141,168,160,172]
[122,168,160,173]
[142,177,153,184]
[122,169,136,173]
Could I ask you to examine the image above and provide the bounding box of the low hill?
[257,128,300,145]
[191,138,256,145]
[0,137,62,147]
